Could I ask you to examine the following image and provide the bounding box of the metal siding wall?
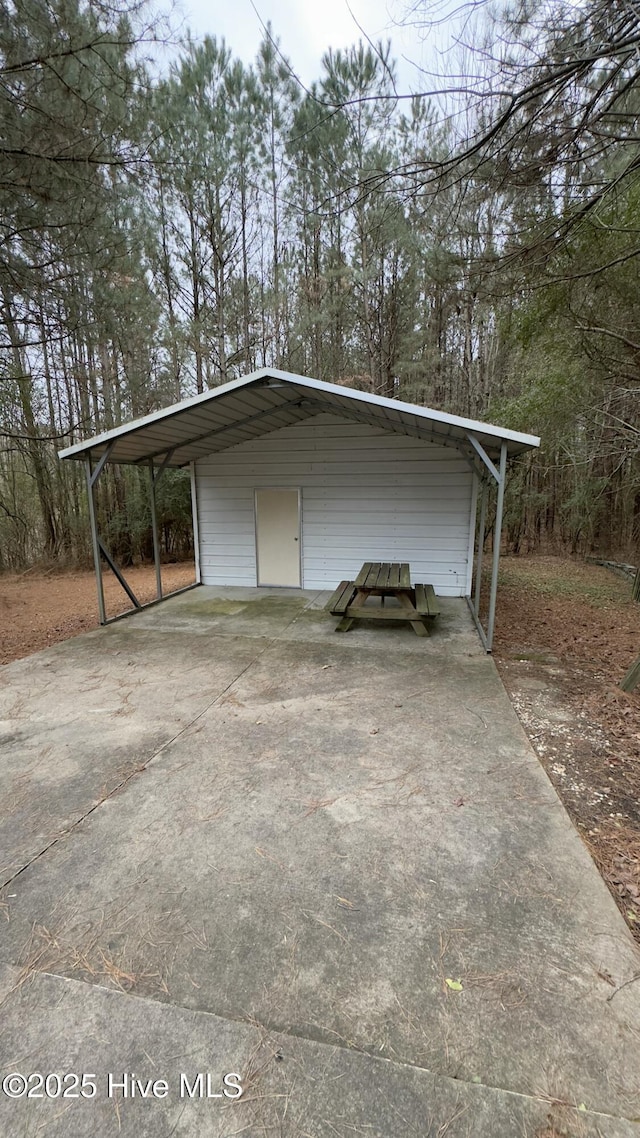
[195,415,473,595]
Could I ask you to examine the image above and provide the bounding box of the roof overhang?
[58,367,540,469]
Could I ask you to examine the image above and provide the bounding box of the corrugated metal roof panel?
[58,367,540,466]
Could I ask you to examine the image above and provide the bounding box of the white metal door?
[255,488,301,587]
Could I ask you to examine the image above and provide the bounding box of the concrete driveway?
[1,587,639,1138]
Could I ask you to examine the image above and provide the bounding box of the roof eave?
[57,369,540,463]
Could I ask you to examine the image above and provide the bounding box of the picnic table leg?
[335,588,367,632]
[398,590,429,636]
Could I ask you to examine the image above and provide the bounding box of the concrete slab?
[0,618,263,884]
[135,585,481,656]
[0,964,637,1138]
[1,586,640,1136]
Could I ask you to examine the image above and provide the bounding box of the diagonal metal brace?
[466,433,501,483]
[98,539,141,608]
[89,441,115,488]
[150,449,175,484]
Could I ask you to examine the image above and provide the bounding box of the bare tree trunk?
[187,206,204,394]
[3,292,58,555]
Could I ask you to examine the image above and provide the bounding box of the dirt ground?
[490,556,640,944]
[1,554,639,943]
[0,562,196,665]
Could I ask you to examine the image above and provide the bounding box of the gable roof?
[58,367,540,468]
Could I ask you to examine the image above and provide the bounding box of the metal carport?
[58,367,540,650]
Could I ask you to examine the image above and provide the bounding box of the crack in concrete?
[1,593,324,893]
[0,962,635,1128]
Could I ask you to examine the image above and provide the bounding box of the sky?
[172,0,443,93]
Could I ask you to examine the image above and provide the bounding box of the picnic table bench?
[326,561,440,636]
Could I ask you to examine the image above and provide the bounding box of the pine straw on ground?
[491,556,640,942]
[0,562,196,664]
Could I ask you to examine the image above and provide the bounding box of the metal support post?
[466,596,489,651]
[190,461,201,584]
[85,454,106,625]
[486,442,507,652]
[148,458,162,601]
[474,479,488,617]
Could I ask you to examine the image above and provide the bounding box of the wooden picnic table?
[326,561,440,636]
